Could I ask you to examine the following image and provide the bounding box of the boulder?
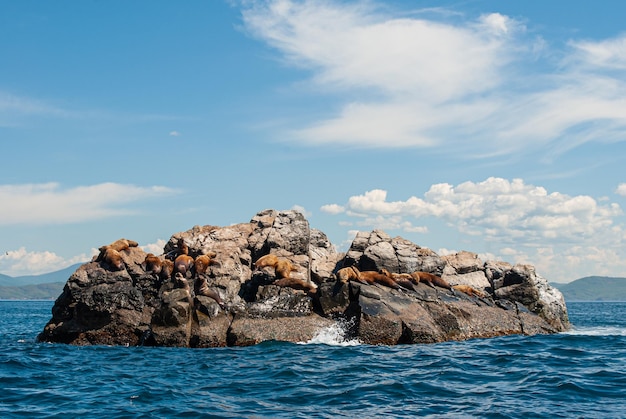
[37,209,570,347]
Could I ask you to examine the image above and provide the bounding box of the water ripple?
[2,301,626,417]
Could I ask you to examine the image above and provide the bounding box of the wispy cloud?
[0,90,188,127]
[0,183,178,225]
[241,0,626,158]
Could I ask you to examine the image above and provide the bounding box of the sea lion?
[273,277,318,295]
[452,284,486,298]
[195,275,224,307]
[335,266,360,283]
[101,247,124,271]
[160,259,174,279]
[178,238,189,255]
[174,272,194,306]
[254,254,279,270]
[194,254,218,276]
[95,238,138,262]
[335,266,400,289]
[358,269,401,289]
[254,254,298,279]
[142,253,162,275]
[379,269,417,290]
[410,271,452,290]
[174,254,195,277]
[274,258,298,279]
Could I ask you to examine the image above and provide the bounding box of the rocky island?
[37,209,570,347]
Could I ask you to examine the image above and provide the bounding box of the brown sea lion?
[358,269,401,289]
[195,275,224,307]
[335,266,360,283]
[254,254,279,270]
[273,277,318,295]
[335,266,400,289]
[142,253,162,275]
[410,271,452,290]
[166,237,189,259]
[160,259,174,279]
[274,258,298,279]
[174,254,194,277]
[379,269,417,290]
[97,238,138,255]
[174,272,194,307]
[194,255,211,275]
[254,254,298,279]
[452,284,486,298]
[101,247,124,271]
[95,238,138,262]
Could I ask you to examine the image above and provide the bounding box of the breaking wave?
[302,318,361,346]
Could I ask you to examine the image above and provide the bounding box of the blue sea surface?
[1,300,625,418]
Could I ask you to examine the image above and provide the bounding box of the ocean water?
[1,301,625,418]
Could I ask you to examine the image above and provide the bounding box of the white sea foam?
[300,320,362,346]
[563,326,626,336]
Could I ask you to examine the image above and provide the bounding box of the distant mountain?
[0,263,82,287]
[552,276,626,302]
[0,282,65,300]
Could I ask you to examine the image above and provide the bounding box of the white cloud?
[141,239,167,256]
[0,91,74,127]
[569,34,626,69]
[616,183,626,196]
[241,0,626,158]
[320,203,345,214]
[0,247,93,277]
[0,182,178,225]
[169,130,181,136]
[291,204,311,217]
[336,177,623,244]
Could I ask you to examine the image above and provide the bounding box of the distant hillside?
[552,276,626,302]
[0,264,80,300]
[0,282,64,300]
[0,263,82,287]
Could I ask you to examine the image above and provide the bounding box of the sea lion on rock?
[254,254,279,270]
[195,275,224,307]
[142,253,162,275]
[452,284,486,298]
[379,269,417,290]
[174,254,195,277]
[106,238,138,252]
[95,238,138,262]
[358,269,401,289]
[335,266,400,289]
[274,258,298,279]
[254,254,298,279]
[335,266,360,283]
[101,248,124,271]
[165,238,189,260]
[194,254,218,276]
[160,259,174,279]
[410,271,452,290]
[273,277,318,295]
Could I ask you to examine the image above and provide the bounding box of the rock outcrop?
[37,209,570,347]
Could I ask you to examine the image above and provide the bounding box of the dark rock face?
[37,209,570,347]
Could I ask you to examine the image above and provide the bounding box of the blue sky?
[2,0,626,283]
